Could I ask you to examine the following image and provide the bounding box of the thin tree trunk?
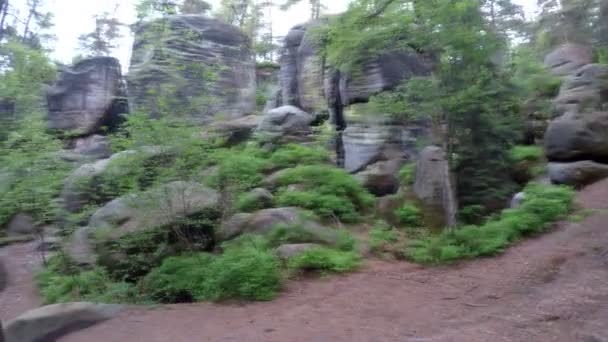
[0,0,8,41]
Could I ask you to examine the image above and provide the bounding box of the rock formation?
[47,57,128,136]
[271,21,434,197]
[128,15,256,123]
[543,44,608,186]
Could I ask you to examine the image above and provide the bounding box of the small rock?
[6,214,36,237]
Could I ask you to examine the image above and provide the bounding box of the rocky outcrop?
[128,15,256,123]
[544,43,592,76]
[413,146,458,227]
[47,57,128,136]
[4,302,122,342]
[355,159,405,196]
[217,207,340,245]
[275,243,320,260]
[543,46,608,186]
[67,181,219,265]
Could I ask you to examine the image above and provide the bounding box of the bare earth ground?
[2,180,608,341]
[0,240,40,321]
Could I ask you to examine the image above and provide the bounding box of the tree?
[179,0,212,14]
[482,0,528,41]
[136,0,179,21]
[216,0,251,28]
[78,11,123,57]
[322,0,522,222]
[280,0,325,19]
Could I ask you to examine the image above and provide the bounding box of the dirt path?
[0,241,41,321]
[2,180,607,341]
[58,179,608,342]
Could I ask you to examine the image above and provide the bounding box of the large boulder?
[413,146,458,227]
[217,207,340,245]
[544,112,608,162]
[62,135,111,161]
[208,114,262,145]
[5,213,36,237]
[67,181,219,265]
[355,158,405,196]
[3,302,122,342]
[128,15,256,123]
[548,161,608,186]
[256,105,315,139]
[47,57,128,136]
[544,43,592,76]
[554,64,608,116]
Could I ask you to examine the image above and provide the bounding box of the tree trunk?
[0,0,8,41]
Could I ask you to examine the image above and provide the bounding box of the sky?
[17,0,538,68]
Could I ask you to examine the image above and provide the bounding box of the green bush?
[509,145,543,163]
[204,246,282,301]
[235,191,266,212]
[398,163,416,186]
[369,225,398,253]
[407,183,574,264]
[141,254,213,303]
[36,255,137,304]
[395,204,422,227]
[274,165,374,222]
[288,247,361,273]
[269,144,330,169]
[143,245,281,302]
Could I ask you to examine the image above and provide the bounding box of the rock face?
[217,207,340,245]
[47,57,128,136]
[4,302,122,342]
[67,181,219,265]
[128,15,256,123]
[544,43,592,76]
[355,159,405,196]
[553,64,608,116]
[413,146,458,227]
[543,46,608,186]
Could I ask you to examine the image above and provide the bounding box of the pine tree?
[77,11,123,57]
[179,0,212,14]
[280,0,325,19]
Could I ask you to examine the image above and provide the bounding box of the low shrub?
[269,144,330,169]
[395,204,422,227]
[369,225,398,253]
[398,163,416,186]
[274,165,374,223]
[407,183,574,264]
[36,255,137,304]
[509,145,543,163]
[288,247,361,273]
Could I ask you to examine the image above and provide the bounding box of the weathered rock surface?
[275,243,320,260]
[209,115,262,145]
[67,181,219,265]
[554,64,608,116]
[544,43,592,76]
[218,207,339,245]
[413,146,458,227]
[355,159,405,196]
[548,161,608,186]
[47,57,128,136]
[4,302,122,342]
[63,135,111,161]
[509,192,526,209]
[128,15,256,123]
[544,112,608,162]
[256,105,315,139]
[5,213,36,237]
[243,188,274,209]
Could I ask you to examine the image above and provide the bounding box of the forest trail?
[0,240,41,322]
[2,179,608,341]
